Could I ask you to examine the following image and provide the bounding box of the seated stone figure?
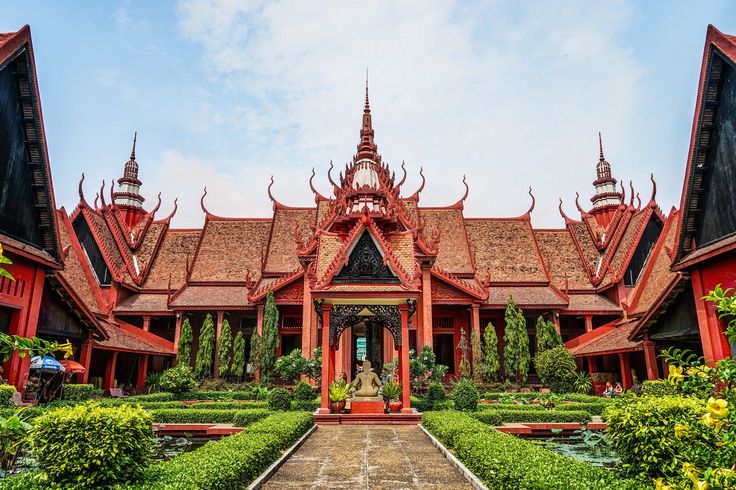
[351,360,382,398]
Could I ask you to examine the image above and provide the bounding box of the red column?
[78,332,93,384]
[319,304,332,414]
[255,305,264,382]
[587,357,598,373]
[618,352,632,389]
[214,311,224,378]
[584,315,593,333]
[104,351,119,394]
[136,355,149,394]
[421,267,433,349]
[142,316,151,332]
[173,314,183,356]
[301,279,312,358]
[470,304,481,373]
[10,265,45,390]
[643,334,659,380]
[552,311,561,335]
[399,303,412,414]
[691,269,731,363]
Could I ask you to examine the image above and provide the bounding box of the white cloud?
[171,0,645,228]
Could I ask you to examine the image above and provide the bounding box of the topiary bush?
[475,409,591,424]
[159,364,197,393]
[292,381,316,411]
[0,384,15,407]
[150,408,270,424]
[62,384,102,401]
[640,379,677,397]
[534,346,577,393]
[268,387,291,411]
[426,382,447,409]
[452,379,480,412]
[29,402,154,488]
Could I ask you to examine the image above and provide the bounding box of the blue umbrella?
[29,355,65,373]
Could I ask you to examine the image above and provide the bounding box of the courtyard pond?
[524,429,620,469]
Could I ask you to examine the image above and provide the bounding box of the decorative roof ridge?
[432,266,487,300]
[366,218,419,288]
[564,219,598,284]
[558,198,582,225]
[52,272,108,339]
[248,269,303,302]
[309,167,329,202]
[77,206,125,282]
[611,206,658,283]
[593,207,635,284]
[548,278,569,304]
[315,219,365,288]
[527,218,552,283]
[405,167,425,201]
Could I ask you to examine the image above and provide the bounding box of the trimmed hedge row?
[481,392,608,404]
[46,400,270,411]
[131,412,314,489]
[479,402,607,416]
[150,408,270,425]
[422,411,645,489]
[474,409,592,425]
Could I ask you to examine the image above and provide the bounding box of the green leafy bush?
[29,402,154,488]
[426,382,446,409]
[150,408,269,424]
[479,402,607,416]
[534,346,577,393]
[452,380,480,412]
[62,384,102,401]
[475,409,591,424]
[268,387,291,411]
[0,385,15,408]
[640,379,677,397]
[126,392,176,402]
[194,314,215,379]
[292,381,316,410]
[0,409,33,476]
[422,411,644,489]
[245,411,313,447]
[159,364,197,393]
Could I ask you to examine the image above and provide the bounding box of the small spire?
[130,131,137,161]
[598,131,604,161]
[357,75,377,160]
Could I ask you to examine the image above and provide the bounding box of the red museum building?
[0,25,734,401]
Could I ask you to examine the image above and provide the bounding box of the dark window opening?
[72,217,111,285]
[433,333,455,374]
[624,216,663,287]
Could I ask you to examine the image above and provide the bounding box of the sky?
[3,1,736,228]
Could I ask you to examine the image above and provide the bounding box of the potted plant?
[328,379,352,413]
[380,380,402,412]
[22,377,40,403]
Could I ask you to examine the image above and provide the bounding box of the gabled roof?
[263,208,315,274]
[535,229,593,290]
[142,229,200,290]
[419,208,474,274]
[675,25,736,265]
[94,319,175,355]
[485,285,566,308]
[572,318,642,356]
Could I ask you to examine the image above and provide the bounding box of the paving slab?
[261,425,475,490]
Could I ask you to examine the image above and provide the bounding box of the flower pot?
[330,401,345,414]
[388,401,402,413]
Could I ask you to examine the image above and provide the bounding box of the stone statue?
[351,360,382,398]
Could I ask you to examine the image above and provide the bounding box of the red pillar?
[584,315,593,333]
[618,352,632,389]
[643,334,659,380]
[136,355,149,394]
[173,313,183,358]
[470,303,481,373]
[9,265,45,390]
[142,315,151,332]
[104,351,119,394]
[587,356,598,373]
[78,332,93,384]
[421,267,433,349]
[301,279,312,359]
[399,303,412,414]
[552,311,561,335]
[255,305,264,382]
[318,304,332,414]
[691,269,731,363]
[213,311,224,378]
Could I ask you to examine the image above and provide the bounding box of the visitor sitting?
[614,382,623,397]
[603,382,615,398]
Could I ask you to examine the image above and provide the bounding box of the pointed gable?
[263,208,315,274]
[535,229,593,290]
[333,230,399,284]
[419,208,474,274]
[143,229,200,290]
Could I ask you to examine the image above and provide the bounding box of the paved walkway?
[262,425,474,490]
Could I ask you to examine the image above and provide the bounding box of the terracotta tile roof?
[420,208,474,274]
[573,319,642,356]
[143,230,200,290]
[189,219,271,282]
[568,222,601,273]
[0,233,58,266]
[132,222,166,278]
[94,320,175,355]
[316,200,331,226]
[84,209,125,274]
[316,233,343,282]
[565,294,621,313]
[114,294,170,314]
[629,210,680,315]
[401,200,419,224]
[264,209,315,273]
[535,230,593,290]
[465,219,547,282]
[386,232,416,279]
[609,210,647,276]
[169,285,252,308]
[486,286,566,307]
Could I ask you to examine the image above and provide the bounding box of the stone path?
[261,425,474,490]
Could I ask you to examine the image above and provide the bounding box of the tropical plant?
[470,329,483,384]
[194,314,215,379]
[250,385,271,401]
[159,364,197,393]
[380,380,402,402]
[251,291,280,383]
[483,322,500,382]
[0,385,14,408]
[275,348,322,384]
[503,297,530,384]
[292,381,316,410]
[177,318,193,366]
[0,332,72,363]
[535,315,562,352]
[535,346,576,393]
[574,372,592,395]
[145,372,163,394]
[268,387,292,411]
[0,409,32,476]
[426,382,447,409]
[703,283,736,344]
[405,346,448,393]
[0,244,13,282]
[328,379,352,403]
[232,331,246,379]
[452,379,480,412]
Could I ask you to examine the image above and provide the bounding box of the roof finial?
[130,131,137,161]
[598,131,604,161]
[365,66,369,109]
[356,73,377,160]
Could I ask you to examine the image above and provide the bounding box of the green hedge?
[422,411,645,489]
[640,380,677,397]
[61,384,103,401]
[481,392,608,404]
[474,409,591,425]
[479,402,607,416]
[150,408,270,424]
[0,384,16,407]
[132,412,314,489]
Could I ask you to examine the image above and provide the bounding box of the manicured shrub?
[177,317,193,366]
[0,385,15,407]
[640,379,677,397]
[186,401,268,410]
[194,313,216,379]
[534,346,577,393]
[217,318,233,377]
[232,331,246,379]
[292,381,316,410]
[426,382,447,409]
[503,297,530,383]
[422,411,643,489]
[605,395,707,481]
[268,387,291,411]
[62,383,102,401]
[150,408,270,424]
[126,392,176,402]
[246,411,314,447]
[482,322,500,382]
[535,315,562,352]
[231,410,275,427]
[452,379,480,412]
[159,364,197,393]
[475,409,591,424]
[29,402,154,488]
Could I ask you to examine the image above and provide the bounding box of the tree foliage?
[275,348,321,383]
[217,319,233,377]
[535,315,562,353]
[0,244,14,282]
[194,314,215,379]
[252,291,280,383]
[483,322,500,382]
[457,328,471,379]
[231,331,246,379]
[470,329,483,384]
[177,318,193,366]
[503,296,530,384]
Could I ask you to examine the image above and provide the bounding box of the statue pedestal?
[350,398,385,414]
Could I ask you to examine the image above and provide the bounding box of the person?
[603,382,614,398]
[614,382,623,397]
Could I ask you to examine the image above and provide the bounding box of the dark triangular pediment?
[333,231,399,284]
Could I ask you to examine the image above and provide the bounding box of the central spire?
[356,75,378,161]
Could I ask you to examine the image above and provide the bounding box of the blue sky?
[3,1,736,227]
